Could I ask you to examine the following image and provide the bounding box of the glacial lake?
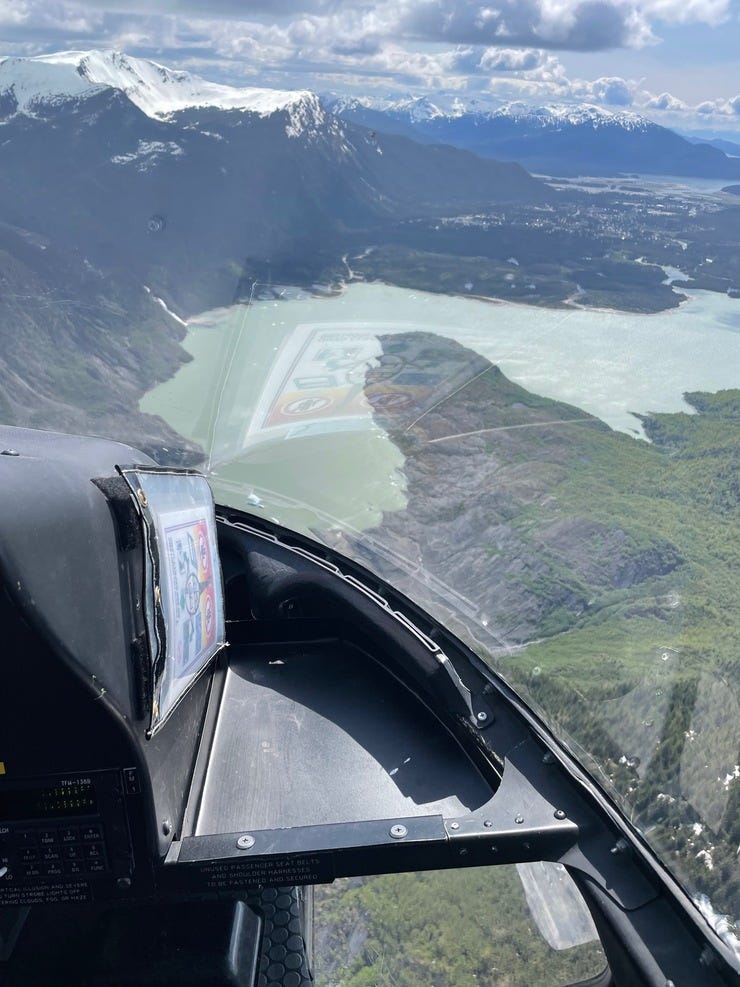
[141,281,740,532]
[144,280,740,446]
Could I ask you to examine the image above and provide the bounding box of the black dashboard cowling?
[0,426,154,717]
[0,426,736,987]
[0,426,214,909]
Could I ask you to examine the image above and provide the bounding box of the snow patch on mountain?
[326,92,652,133]
[112,140,184,171]
[387,96,446,122]
[0,50,321,135]
[324,92,445,122]
[0,55,98,112]
[492,102,650,131]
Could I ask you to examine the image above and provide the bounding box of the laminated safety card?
[120,468,225,733]
[161,508,219,679]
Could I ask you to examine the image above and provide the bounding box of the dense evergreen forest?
[316,383,739,985]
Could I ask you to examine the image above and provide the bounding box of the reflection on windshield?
[143,281,740,949]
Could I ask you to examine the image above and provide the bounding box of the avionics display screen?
[0,783,98,821]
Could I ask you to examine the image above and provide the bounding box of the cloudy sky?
[2,0,739,134]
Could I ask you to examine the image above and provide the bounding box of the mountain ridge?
[0,52,548,315]
[0,49,549,447]
[0,50,318,127]
[324,93,740,179]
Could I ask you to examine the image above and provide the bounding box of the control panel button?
[0,771,129,891]
[123,768,140,794]
[80,825,103,843]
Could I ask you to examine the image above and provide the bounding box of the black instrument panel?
[0,770,134,907]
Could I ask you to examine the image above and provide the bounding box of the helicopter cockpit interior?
[0,425,736,987]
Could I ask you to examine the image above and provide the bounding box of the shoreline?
[336,275,700,319]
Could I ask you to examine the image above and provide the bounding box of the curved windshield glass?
[141,279,739,955]
[315,865,606,986]
[1,3,738,968]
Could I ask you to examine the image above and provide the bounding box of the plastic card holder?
[119,467,225,734]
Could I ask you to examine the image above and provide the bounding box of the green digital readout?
[0,783,98,820]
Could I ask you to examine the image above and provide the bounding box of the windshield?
[144,278,739,955]
[1,0,738,969]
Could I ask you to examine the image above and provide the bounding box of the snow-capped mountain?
[0,49,546,324]
[489,102,650,131]
[0,50,320,130]
[325,94,740,179]
[327,93,447,123]
[0,48,552,455]
[325,93,649,129]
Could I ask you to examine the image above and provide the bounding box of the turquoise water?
[144,281,740,454]
[143,280,740,530]
[233,282,739,437]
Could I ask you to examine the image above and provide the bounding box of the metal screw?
[237,834,255,849]
[476,711,488,723]
[449,821,460,831]
[117,877,132,890]
[137,488,148,507]
[0,449,19,457]
[610,838,629,855]
[483,819,493,828]
[514,814,524,824]
[554,809,566,820]
[389,824,407,840]
[522,843,531,850]
[161,820,171,836]
[458,848,468,856]
[542,752,555,764]
[490,845,498,853]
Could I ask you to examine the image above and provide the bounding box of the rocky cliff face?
[0,222,197,460]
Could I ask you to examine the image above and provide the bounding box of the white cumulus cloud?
[578,75,635,104]
[0,0,736,131]
[645,91,688,111]
[696,94,740,116]
[479,48,550,72]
